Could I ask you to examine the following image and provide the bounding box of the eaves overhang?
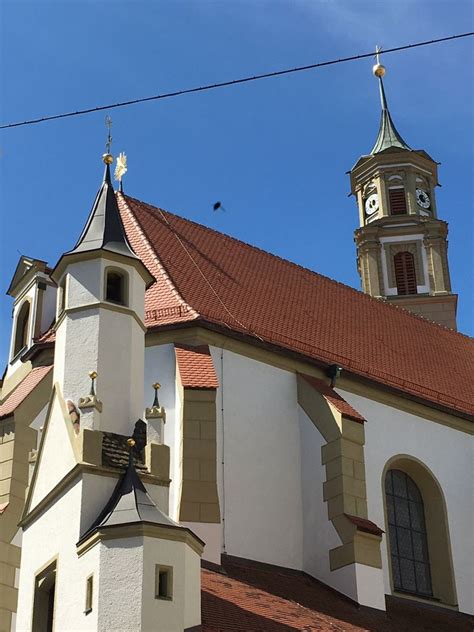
[51,248,155,289]
[144,319,474,424]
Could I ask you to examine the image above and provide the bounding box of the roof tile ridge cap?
[122,197,472,340]
[117,193,199,320]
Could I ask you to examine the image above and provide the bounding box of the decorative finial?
[372,45,386,78]
[152,382,161,408]
[88,370,98,396]
[78,370,103,413]
[114,152,128,192]
[102,115,113,164]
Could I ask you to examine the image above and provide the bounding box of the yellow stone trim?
[58,301,147,333]
[179,383,220,524]
[382,455,458,607]
[297,375,382,570]
[386,241,425,287]
[330,531,382,571]
[76,522,204,558]
[0,360,33,402]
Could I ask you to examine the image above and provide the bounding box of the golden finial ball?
[373,63,386,78]
[89,370,98,380]
[102,153,114,165]
[127,438,136,447]
[152,382,161,390]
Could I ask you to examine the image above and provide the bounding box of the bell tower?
[349,52,457,329]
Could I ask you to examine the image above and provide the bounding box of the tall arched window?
[385,469,433,597]
[13,301,30,358]
[394,251,417,295]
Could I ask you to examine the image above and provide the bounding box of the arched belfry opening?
[383,456,457,606]
[13,301,30,358]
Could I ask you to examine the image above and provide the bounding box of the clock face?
[365,193,379,215]
[416,188,431,209]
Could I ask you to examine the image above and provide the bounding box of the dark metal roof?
[79,447,178,544]
[370,78,411,155]
[68,164,139,260]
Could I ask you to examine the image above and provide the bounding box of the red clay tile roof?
[175,344,219,389]
[201,556,473,631]
[0,365,52,419]
[301,374,366,423]
[344,513,384,536]
[118,193,474,419]
[34,327,56,344]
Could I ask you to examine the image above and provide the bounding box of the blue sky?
[1,1,473,366]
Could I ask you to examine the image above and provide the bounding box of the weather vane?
[373,45,386,78]
[114,152,128,191]
[102,115,113,164]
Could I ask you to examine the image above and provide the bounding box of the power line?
[1,32,473,130]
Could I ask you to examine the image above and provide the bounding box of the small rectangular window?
[155,565,173,600]
[389,188,407,215]
[105,271,126,305]
[85,575,93,614]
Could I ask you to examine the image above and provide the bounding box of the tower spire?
[66,116,139,260]
[370,47,411,155]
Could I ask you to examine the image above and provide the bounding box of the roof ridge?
[122,194,472,343]
[117,193,199,320]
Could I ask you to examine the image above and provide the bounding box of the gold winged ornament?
[114,152,128,182]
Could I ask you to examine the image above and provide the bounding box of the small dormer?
[6,257,57,372]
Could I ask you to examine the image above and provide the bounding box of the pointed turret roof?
[68,163,139,260]
[78,446,188,545]
[370,77,411,155]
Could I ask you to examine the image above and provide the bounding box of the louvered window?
[394,251,417,295]
[385,470,433,597]
[389,188,407,215]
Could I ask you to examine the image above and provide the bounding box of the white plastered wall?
[95,534,201,632]
[29,394,76,511]
[337,388,474,615]
[54,256,146,436]
[141,536,201,631]
[16,478,102,632]
[211,347,303,570]
[145,343,180,518]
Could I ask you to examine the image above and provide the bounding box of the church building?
[0,60,472,631]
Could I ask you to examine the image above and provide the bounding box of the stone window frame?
[386,241,425,289]
[103,266,129,307]
[155,564,173,601]
[381,456,458,607]
[31,556,58,632]
[57,274,68,318]
[385,469,433,597]
[11,298,32,361]
[84,574,93,615]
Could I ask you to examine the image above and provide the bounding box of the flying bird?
[213,201,226,212]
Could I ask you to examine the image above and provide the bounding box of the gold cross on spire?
[102,115,114,164]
